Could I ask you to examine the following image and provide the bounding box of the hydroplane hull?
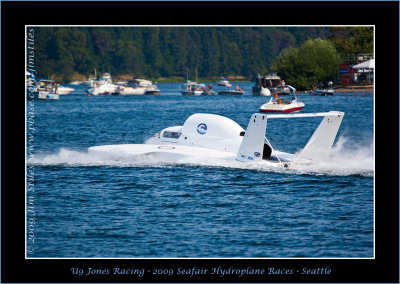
[88,111,344,169]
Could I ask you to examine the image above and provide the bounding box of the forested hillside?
[32,26,329,81]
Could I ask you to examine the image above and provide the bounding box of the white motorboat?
[118,80,147,95]
[259,93,305,113]
[57,86,75,95]
[310,89,334,96]
[144,84,162,95]
[181,81,206,96]
[218,85,244,96]
[89,111,344,169]
[36,79,59,100]
[217,77,232,87]
[310,82,334,96]
[87,82,119,95]
[69,81,84,85]
[253,73,293,95]
[37,91,59,100]
[202,84,215,95]
[101,73,112,84]
[118,79,161,95]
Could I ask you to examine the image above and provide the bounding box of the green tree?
[328,27,373,55]
[31,26,333,81]
[270,38,339,90]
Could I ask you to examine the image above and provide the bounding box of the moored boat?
[144,84,162,95]
[217,77,232,87]
[118,79,149,95]
[253,73,292,96]
[310,89,334,96]
[57,86,75,95]
[117,79,161,95]
[36,79,60,100]
[202,84,215,95]
[218,85,244,96]
[310,82,334,96]
[181,81,205,96]
[87,82,119,95]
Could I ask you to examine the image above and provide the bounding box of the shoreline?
[333,85,374,93]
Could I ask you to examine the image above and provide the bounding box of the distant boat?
[253,73,292,96]
[86,72,120,95]
[181,81,205,96]
[310,82,334,96]
[144,84,162,95]
[101,73,112,84]
[36,79,59,100]
[57,86,75,95]
[202,84,215,96]
[217,77,232,87]
[118,79,161,95]
[218,85,244,96]
[69,80,85,85]
[87,82,119,95]
[310,88,334,96]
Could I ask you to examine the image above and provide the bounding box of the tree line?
[31,26,329,81]
[30,26,373,89]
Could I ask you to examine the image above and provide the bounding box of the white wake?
[28,136,374,177]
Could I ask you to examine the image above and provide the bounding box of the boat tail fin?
[294,112,344,163]
[236,113,268,162]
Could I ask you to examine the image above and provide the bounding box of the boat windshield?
[162,131,181,139]
[272,96,299,104]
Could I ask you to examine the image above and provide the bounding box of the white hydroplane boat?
[89,111,344,168]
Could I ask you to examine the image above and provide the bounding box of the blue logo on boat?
[254,152,260,157]
[197,123,207,135]
[247,157,254,160]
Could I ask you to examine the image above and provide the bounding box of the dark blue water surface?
[27,82,374,258]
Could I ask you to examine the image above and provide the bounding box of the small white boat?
[202,84,215,95]
[118,80,147,95]
[218,85,244,96]
[144,84,162,95]
[311,82,334,96]
[57,86,75,95]
[217,77,232,87]
[259,94,305,113]
[87,82,119,95]
[181,81,205,96]
[118,79,161,95]
[36,79,59,100]
[69,81,84,85]
[101,73,112,84]
[38,91,59,100]
[311,88,334,96]
[253,73,292,95]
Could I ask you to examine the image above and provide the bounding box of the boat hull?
[145,90,162,95]
[259,102,305,113]
[57,87,75,95]
[37,91,59,100]
[181,90,203,96]
[218,90,244,96]
[118,87,146,95]
[311,90,334,96]
[259,106,304,113]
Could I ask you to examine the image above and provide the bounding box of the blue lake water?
[26,82,374,258]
